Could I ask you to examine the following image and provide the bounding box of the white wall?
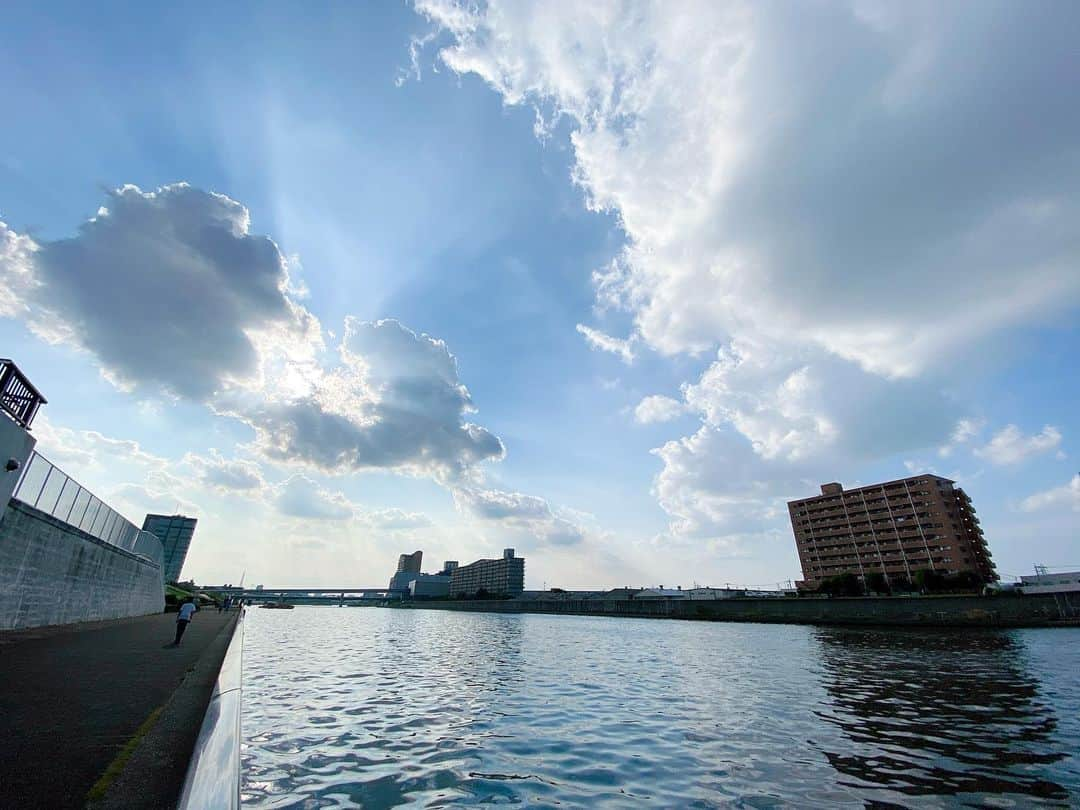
[0,416,36,508]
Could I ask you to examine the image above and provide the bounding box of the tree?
[817,572,864,597]
[913,569,945,593]
[865,572,889,595]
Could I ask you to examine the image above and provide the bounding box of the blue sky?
[1,1,1077,589]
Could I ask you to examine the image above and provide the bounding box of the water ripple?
[241,609,1080,807]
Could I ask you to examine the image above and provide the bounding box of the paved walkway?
[0,609,237,809]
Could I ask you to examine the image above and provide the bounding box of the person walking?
[173,597,197,646]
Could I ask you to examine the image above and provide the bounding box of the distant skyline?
[1,1,1077,589]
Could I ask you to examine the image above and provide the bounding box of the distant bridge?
[202,586,392,605]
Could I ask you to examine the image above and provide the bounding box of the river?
[241,607,1079,807]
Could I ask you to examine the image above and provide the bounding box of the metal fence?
[13,451,141,551]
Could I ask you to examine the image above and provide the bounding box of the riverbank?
[393,592,1080,627]
[0,609,238,808]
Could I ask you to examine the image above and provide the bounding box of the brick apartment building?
[788,474,996,590]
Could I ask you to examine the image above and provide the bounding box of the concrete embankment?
[0,499,164,630]
[0,609,238,809]
[403,592,1080,627]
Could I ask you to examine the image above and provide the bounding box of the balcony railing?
[0,359,46,428]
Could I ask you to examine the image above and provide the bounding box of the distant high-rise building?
[142,514,198,583]
[450,548,525,597]
[388,550,426,592]
[788,475,996,590]
[397,550,423,574]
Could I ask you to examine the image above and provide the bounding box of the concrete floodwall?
[410,592,1080,627]
[0,499,164,630]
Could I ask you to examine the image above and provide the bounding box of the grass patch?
[86,705,165,804]
[166,583,195,600]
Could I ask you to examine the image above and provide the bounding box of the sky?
[0,1,1077,590]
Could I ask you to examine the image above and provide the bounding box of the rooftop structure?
[450,548,524,597]
[788,474,996,590]
[142,514,198,583]
[0,359,47,429]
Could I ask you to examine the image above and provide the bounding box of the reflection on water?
[241,608,1079,807]
[812,628,1071,802]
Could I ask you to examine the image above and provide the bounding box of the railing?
[0,359,47,428]
[13,451,141,551]
[178,608,244,810]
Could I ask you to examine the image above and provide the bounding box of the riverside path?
[0,609,237,809]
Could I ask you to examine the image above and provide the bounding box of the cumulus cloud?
[453,486,586,546]
[975,425,1062,466]
[0,184,318,398]
[1,184,504,483]
[634,395,686,424]
[274,475,355,520]
[641,338,957,541]
[185,450,266,493]
[1020,474,1080,513]
[650,426,801,541]
[231,318,504,478]
[683,340,956,462]
[575,324,635,363]
[418,1,1080,375]
[416,0,1079,546]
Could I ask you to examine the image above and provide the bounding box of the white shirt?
[178,602,197,621]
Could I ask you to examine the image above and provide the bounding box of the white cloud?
[1,184,319,399]
[634,394,686,424]
[418,1,1080,376]
[30,417,98,470]
[645,338,958,544]
[938,417,986,458]
[360,508,433,531]
[230,317,504,479]
[31,416,177,479]
[975,425,1062,466]
[1020,474,1080,513]
[274,475,355,520]
[1,185,505,483]
[111,483,199,518]
[575,323,635,363]
[453,485,586,546]
[417,0,1080,547]
[185,450,266,493]
[650,425,801,542]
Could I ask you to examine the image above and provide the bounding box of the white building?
[409,575,450,598]
[1019,571,1080,594]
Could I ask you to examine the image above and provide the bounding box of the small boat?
[259,601,295,609]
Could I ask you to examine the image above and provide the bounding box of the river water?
[241,607,1079,807]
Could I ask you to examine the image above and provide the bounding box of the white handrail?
[177,608,245,810]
